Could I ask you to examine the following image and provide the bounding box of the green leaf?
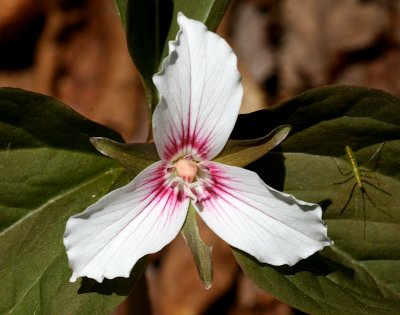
[0,88,144,314]
[233,86,400,314]
[115,0,128,28]
[235,152,400,314]
[234,85,400,156]
[91,137,159,176]
[125,0,229,113]
[215,125,291,167]
[181,205,213,289]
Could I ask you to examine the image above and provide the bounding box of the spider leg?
[359,189,367,240]
[363,180,391,196]
[360,171,379,180]
[340,183,357,215]
[355,187,359,217]
[332,158,352,176]
[333,176,354,185]
[360,169,376,174]
[359,163,382,180]
[362,187,393,217]
[361,142,385,170]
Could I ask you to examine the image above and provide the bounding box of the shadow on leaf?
[78,258,146,296]
[233,248,352,277]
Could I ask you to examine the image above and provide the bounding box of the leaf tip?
[203,282,213,290]
[89,136,101,145]
[89,137,112,157]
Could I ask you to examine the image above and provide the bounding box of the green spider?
[333,143,392,237]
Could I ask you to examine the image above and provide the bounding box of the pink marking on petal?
[202,164,294,231]
[71,163,186,271]
[162,133,213,162]
[194,162,243,208]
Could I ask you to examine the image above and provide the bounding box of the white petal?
[153,13,243,161]
[194,162,332,266]
[64,161,190,282]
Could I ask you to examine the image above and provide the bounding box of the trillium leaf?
[215,125,291,167]
[233,86,400,314]
[115,0,128,28]
[0,88,144,314]
[181,205,213,289]
[232,85,400,154]
[124,0,229,112]
[91,137,159,176]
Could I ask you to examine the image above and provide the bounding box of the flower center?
[175,158,198,183]
[166,157,212,208]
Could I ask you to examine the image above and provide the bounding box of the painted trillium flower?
[64,13,332,283]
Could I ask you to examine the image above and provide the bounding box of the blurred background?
[1,0,399,314]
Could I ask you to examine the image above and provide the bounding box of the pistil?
[175,158,198,183]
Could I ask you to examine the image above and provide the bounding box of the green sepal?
[91,137,159,176]
[181,204,213,289]
[215,125,292,167]
[91,125,291,176]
